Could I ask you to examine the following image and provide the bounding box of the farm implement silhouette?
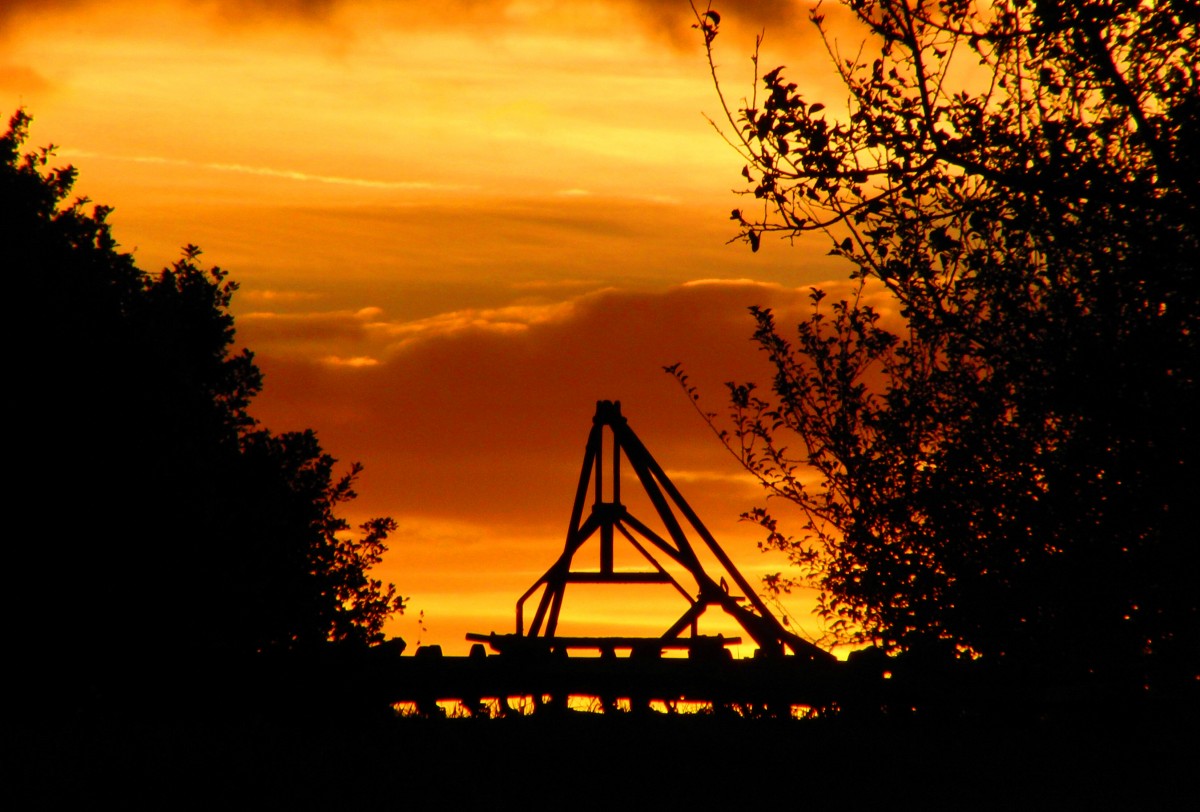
[368,400,856,717]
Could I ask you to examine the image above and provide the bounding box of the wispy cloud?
[682,277,783,288]
[322,355,380,367]
[240,289,323,303]
[58,148,472,192]
[368,300,584,347]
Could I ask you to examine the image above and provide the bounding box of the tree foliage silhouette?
[3,110,404,676]
[682,2,1197,695]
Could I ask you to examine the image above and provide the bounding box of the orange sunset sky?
[4,0,880,655]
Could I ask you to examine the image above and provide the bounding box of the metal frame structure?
[510,400,830,661]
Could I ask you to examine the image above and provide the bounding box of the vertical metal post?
[612,429,621,506]
[594,425,604,506]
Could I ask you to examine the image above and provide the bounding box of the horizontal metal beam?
[562,572,671,584]
[467,633,739,652]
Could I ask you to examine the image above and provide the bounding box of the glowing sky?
[4,0,869,654]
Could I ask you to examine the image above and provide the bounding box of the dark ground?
[20,697,1196,808]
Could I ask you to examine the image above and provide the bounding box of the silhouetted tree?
[681,2,1197,699]
[3,110,404,694]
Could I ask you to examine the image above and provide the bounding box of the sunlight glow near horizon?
[4,0,857,656]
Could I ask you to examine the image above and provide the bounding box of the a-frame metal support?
[514,400,830,661]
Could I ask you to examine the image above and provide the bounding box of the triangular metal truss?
[515,400,829,661]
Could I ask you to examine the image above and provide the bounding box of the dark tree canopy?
[3,110,404,685]
[684,1,1197,696]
